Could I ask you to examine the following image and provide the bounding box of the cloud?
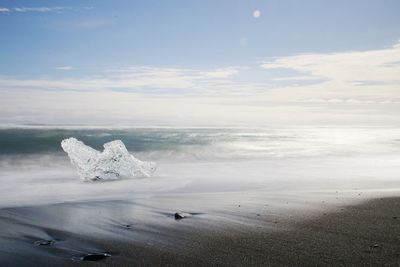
[0,66,242,93]
[2,89,399,127]
[271,76,324,82]
[56,66,75,71]
[1,42,400,126]
[261,42,400,87]
[299,98,400,105]
[14,7,68,13]
[201,67,239,78]
[1,6,93,14]
[2,42,400,99]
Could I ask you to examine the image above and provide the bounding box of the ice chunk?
[61,137,156,181]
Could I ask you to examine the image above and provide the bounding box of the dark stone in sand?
[81,253,111,261]
[174,213,184,220]
[34,240,55,246]
[174,212,191,220]
[370,244,381,249]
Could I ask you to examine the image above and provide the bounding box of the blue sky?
[1,0,400,126]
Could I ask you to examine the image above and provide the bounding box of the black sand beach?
[1,196,399,266]
[3,0,400,264]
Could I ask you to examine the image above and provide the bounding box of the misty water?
[0,126,400,209]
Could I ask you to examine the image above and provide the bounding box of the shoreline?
[0,196,399,266]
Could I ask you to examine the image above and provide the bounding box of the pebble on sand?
[174,212,191,220]
[34,240,55,246]
[80,253,111,261]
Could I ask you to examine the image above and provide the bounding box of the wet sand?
[0,196,399,266]
[189,197,400,266]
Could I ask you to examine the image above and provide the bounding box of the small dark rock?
[370,244,381,249]
[34,240,55,246]
[392,216,398,219]
[125,224,131,228]
[174,212,187,220]
[81,253,111,261]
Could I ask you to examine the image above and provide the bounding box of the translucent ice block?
[61,137,156,181]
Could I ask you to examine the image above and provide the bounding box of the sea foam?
[61,137,156,181]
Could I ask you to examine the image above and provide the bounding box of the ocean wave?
[0,127,399,160]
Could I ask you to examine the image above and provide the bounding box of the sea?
[1,126,400,208]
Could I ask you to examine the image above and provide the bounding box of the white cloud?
[262,42,400,87]
[1,42,400,126]
[201,67,239,78]
[14,7,69,13]
[56,66,75,71]
[2,6,93,14]
[2,90,398,127]
[0,66,242,93]
[4,43,397,96]
[271,76,323,82]
[300,98,400,105]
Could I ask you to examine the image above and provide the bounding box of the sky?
[1,0,400,127]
